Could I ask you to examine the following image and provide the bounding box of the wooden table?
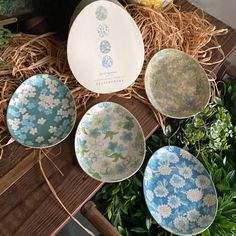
[1,1,236,235]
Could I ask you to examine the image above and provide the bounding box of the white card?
[67,0,144,94]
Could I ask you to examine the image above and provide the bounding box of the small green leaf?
[130,227,147,233]
[145,218,152,230]
[226,170,235,182]
[133,177,142,187]
[112,187,120,195]
[118,225,125,234]
[213,168,223,183]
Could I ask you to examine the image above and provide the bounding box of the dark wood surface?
[1,1,236,235]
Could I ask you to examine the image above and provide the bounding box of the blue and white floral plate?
[145,49,210,119]
[143,146,217,235]
[74,102,146,182]
[7,74,76,148]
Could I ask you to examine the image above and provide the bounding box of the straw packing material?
[0,5,228,145]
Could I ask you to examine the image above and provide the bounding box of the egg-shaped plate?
[7,74,76,148]
[145,49,210,119]
[75,102,146,182]
[143,146,217,235]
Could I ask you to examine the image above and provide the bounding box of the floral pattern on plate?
[7,74,76,148]
[145,49,210,119]
[143,146,217,235]
[75,102,145,182]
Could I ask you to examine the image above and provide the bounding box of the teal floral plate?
[144,146,217,235]
[7,74,76,148]
[145,49,210,119]
[74,102,146,182]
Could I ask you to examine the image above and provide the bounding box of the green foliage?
[0,0,32,16]
[94,82,236,236]
[222,77,236,120]
[0,26,16,71]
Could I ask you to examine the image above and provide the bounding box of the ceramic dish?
[69,0,123,28]
[7,74,76,148]
[143,146,217,236]
[74,102,145,182]
[67,0,144,94]
[145,49,210,118]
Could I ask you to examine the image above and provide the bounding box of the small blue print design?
[97,24,109,38]
[102,55,113,68]
[100,40,111,54]
[95,6,108,21]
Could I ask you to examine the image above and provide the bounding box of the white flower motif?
[157,204,171,218]
[195,175,211,189]
[145,166,153,181]
[203,194,217,207]
[173,216,189,231]
[194,163,205,173]
[157,150,179,164]
[49,126,57,134]
[48,136,57,144]
[57,109,70,118]
[29,128,38,135]
[197,215,213,228]
[186,188,203,202]
[45,76,58,94]
[39,94,60,110]
[192,227,204,234]
[180,149,192,160]
[170,174,185,188]
[18,84,36,97]
[154,185,169,198]
[43,74,49,79]
[167,195,181,208]
[19,108,27,114]
[8,118,20,130]
[179,166,192,179]
[18,94,29,105]
[158,165,172,175]
[37,118,46,125]
[146,190,154,202]
[187,209,200,222]
[62,98,69,109]
[36,136,44,143]
[167,151,179,163]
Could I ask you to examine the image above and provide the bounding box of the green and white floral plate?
[74,102,146,182]
[7,74,76,148]
[145,49,210,119]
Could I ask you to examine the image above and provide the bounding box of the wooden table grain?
[1,1,236,235]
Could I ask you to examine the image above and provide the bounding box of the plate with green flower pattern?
[143,146,217,235]
[74,102,146,182]
[7,74,76,148]
[145,49,210,119]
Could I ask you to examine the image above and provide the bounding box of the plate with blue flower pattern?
[7,74,76,148]
[145,49,210,119]
[143,146,217,235]
[74,102,146,182]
